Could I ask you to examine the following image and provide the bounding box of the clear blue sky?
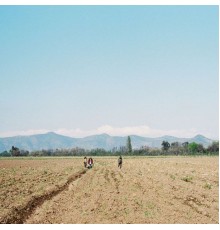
[0,6,219,139]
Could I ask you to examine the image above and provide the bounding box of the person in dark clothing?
[84,157,87,168]
[118,155,122,169]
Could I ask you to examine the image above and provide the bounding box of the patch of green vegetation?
[146,202,155,209]
[144,210,152,217]
[204,182,212,189]
[170,174,176,180]
[181,175,193,182]
[124,209,129,215]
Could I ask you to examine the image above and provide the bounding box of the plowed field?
[0,156,218,224]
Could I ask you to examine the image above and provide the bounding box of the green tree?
[161,141,170,153]
[126,136,132,154]
[10,146,20,157]
[182,142,189,148]
[207,141,219,154]
[170,142,181,155]
[197,144,205,154]
[0,151,11,157]
[188,142,199,154]
[182,142,189,154]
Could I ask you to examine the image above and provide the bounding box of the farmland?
[0,156,218,224]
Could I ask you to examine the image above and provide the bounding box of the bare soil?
[0,156,218,224]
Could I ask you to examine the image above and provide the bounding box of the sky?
[0,5,219,139]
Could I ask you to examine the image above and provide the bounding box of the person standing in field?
[118,155,122,169]
[88,157,93,169]
[84,157,87,168]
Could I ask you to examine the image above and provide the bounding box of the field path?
[24,157,219,224]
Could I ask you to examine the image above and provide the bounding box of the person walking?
[118,155,122,169]
[84,157,87,168]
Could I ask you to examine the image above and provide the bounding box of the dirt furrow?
[1,169,87,224]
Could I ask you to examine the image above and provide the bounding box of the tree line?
[0,137,219,157]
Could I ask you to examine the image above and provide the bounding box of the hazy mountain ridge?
[0,132,214,152]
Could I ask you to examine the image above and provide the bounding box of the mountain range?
[0,132,215,152]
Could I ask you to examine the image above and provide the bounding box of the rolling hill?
[0,132,214,152]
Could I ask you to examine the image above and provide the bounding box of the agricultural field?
[0,156,218,224]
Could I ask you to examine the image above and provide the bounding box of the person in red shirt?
[88,157,93,169]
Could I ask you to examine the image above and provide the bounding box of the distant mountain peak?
[193,134,210,139]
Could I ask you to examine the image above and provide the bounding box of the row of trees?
[160,140,219,155]
[0,147,121,157]
[0,137,219,157]
[0,146,30,157]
